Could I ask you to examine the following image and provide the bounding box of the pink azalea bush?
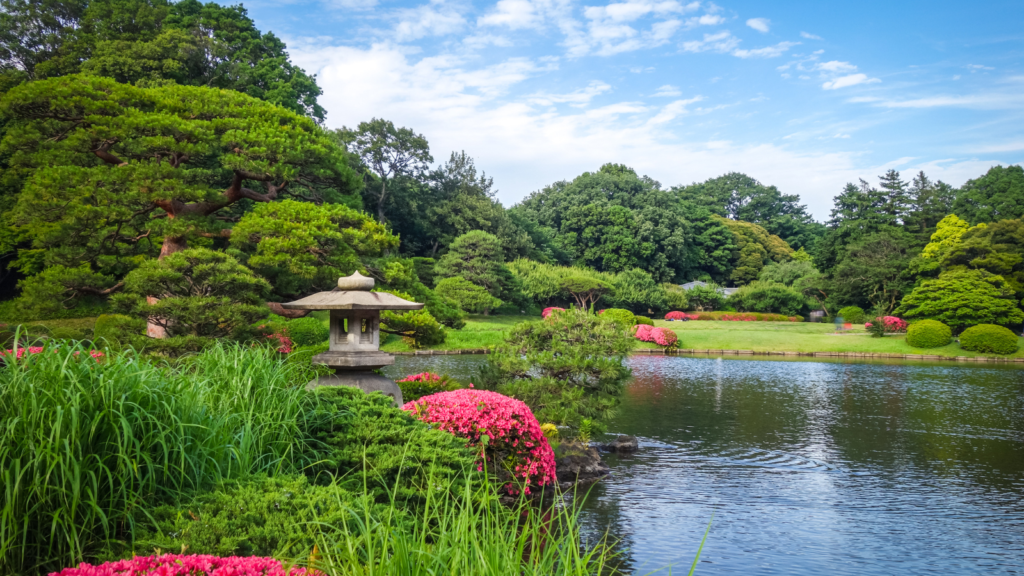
[650,327,678,347]
[50,554,322,576]
[266,332,293,353]
[396,371,461,401]
[2,347,104,361]
[632,324,655,342]
[865,316,908,333]
[541,307,566,319]
[403,389,556,494]
[664,311,699,321]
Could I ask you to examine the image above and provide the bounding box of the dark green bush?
[906,319,952,348]
[634,316,654,326]
[286,316,329,347]
[302,386,479,511]
[93,314,146,348]
[123,474,401,559]
[600,308,636,327]
[49,327,85,340]
[959,324,1020,355]
[727,281,807,316]
[837,306,865,324]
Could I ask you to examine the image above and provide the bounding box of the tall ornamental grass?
[0,341,309,575]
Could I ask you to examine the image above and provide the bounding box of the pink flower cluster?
[266,332,292,354]
[632,325,678,347]
[2,347,104,361]
[865,316,908,332]
[403,389,556,494]
[50,554,322,576]
[664,311,699,321]
[541,307,565,319]
[397,371,444,383]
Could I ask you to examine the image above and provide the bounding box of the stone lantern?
[280,271,422,405]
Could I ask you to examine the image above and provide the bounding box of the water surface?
[385,355,1024,575]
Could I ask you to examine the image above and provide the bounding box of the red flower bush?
[650,327,678,347]
[51,554,321,576]
[266,332,292,353]
[398,372,445,384]
[403,389,556,494]
[664,311,699,321]
[632,324,654,342]
[865,316,908,333]
[541,307,566,319]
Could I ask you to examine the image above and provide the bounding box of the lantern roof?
[280,272,424,311]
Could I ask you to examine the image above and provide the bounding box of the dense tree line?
[0,0,1021,342]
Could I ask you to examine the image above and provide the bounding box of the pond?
[383,355,1024,576]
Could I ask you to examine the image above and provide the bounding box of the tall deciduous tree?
[953,165,1024,224]
[340,118,432,224]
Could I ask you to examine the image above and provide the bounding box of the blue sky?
[239,0,1022,219]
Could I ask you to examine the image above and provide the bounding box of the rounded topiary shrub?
[600,308,636,327]
[634,316,654,326]
[285,316,329,347]
[905,319,952,348]
[837,306,865,324]
[959,324,1020,355]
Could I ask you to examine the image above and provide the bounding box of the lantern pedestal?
[306,371,403,405]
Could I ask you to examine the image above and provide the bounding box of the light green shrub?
[435,276,503,314]
[600,308,636,327]
[286,316,329,347]
[959,324,1020,355]
[905,319,952,348]
[837,306,865,323]
[634,316,654,326]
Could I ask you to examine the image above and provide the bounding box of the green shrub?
[302,386,479,511]
[412,257,437,287]
[905,319,952,348]
[600,308,636,327]
[663,283,688,311]
[478,307,633,433]
[837,306,865,323]
[93,314,145,347]
[634,316,654,326]
[683,282,725,312]
[123,474,400,559]
[286,316,329,347]
[435,276,503,314]
[959,324,1020,355]
[727,281,807,316]
[48,327,85,340]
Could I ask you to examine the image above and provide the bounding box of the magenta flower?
[50,554,322,576]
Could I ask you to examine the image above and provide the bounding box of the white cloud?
[815,60,857,73]
[822,73,880,90]
[682,30,739,53]
[733,41,798,58]
[584,0,695,23]
[528,80,612,106]
[855,93,1024,109]
[683,13,724,27]
[800,31,823,40]
[394,2,466,42]
[967,64,994,71]
[745,18,769,33]
[478,0,541,29]
[325,0,378,9]
[653,84,682,97]
[648,96,704,124]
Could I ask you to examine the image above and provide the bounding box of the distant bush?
[683,283,725,312]
[599,308,636,327]
[435,276,503,314]
[286,316,329,347]
[634,315,654,326]
[727,281,807,316]
[905,320,952,348]
[959,324,1020,355]
[396,372,462,401]
[865,316,907,338]
[837,306,865,324]
[692,311,800,322]
[650,327,678,347]
[665,311,698,321]
[663,284,689,311]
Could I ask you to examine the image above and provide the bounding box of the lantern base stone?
[306,371,403,406]
[312,351,395,369]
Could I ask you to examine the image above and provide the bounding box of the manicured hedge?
[599,308,636,327]
[905,319,952,348]
[837,306,865,324]
[634,316,654,326]
[690,311,801,322]
[959,324,1020,355]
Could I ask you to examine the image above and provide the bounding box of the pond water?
[384,355,1024,576]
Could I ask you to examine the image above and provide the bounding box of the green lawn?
[380,315,530,352]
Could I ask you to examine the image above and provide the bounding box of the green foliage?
[93,313,145,347]
[941,218,1024,295]
[828,229,919,312]
[396,373,462,402]
[112,248,270,348]
[727,281,807,316]
[4,264,114,321]
[758,259,819,287]
[125,474,393,559]
[634,315,654,326]
[478,307,633,432]
[837,306,866,324]
[895,268,1024,332]
[560,276,612,309]
[341,118,433,223]
[285,316,329,347]
[610,268,667,313]
[905,319,953,348]
[717,216,794,285]
[684,283,725,312]
[506,259,616,309]
[959,324,1020,355]
[372,257,465,329]
[412,257,437,287]
[953,165,1024,224]
[663,283,689,310]
[230,200,397,299]
[600,308,636,327]
[302,386,479,510]
[435,230,516,300]
[435,276,502,314]
[865,304,889,338]
[378,291,447,347]
[0,343,309,575]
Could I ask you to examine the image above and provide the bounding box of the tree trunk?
[148,235,189,338]
[377,179,388,223]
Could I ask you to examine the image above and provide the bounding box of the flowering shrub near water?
[403,389,556,494]
[396,371,461,401]
[632,325,677,347]
[541,307,566,319]
[665,311,699,321]
[52,554,321,576]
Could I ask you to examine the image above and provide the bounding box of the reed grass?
[0,340,310,575]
